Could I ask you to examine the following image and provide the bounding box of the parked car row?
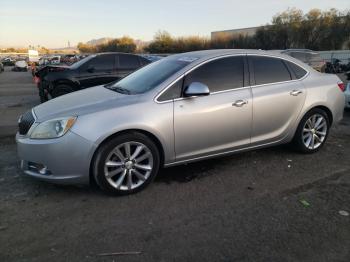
[17,49,346,195]
[34,52,151,102]
[281,49,326,72]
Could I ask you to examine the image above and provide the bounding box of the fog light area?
[28,162,52,175]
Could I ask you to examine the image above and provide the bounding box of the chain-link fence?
[319,50,350,64]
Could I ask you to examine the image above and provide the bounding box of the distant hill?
[86,38,113,46]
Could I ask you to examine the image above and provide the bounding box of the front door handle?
[232,100,248,107]
[290,90,303,96]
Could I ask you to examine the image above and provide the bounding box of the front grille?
[18,110,35,135]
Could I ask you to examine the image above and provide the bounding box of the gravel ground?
[0,68,349,262]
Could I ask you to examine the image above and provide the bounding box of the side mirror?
[87,66,95,73]
[184,82,210,97]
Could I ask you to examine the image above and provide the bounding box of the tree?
[77,42,95,53]
[144,31,174,53]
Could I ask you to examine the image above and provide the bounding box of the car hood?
[33,85,127,121]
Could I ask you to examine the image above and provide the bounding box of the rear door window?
[119,54,141,70]
[251,56,292,85]
[88,54,115,71]
[285,61,307,79]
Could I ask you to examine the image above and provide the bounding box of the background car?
[281,49,326,72]
[0,61,4,72]
[1,57,16,66]
[12,60,28,72]
[35,52,151,102]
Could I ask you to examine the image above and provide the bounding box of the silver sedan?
[16,50,345,194]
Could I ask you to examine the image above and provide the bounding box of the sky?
[0,0,349,48]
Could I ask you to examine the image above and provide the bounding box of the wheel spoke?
[305,135,312,147]
[113,148,126,161]
[306,119,313,129]
[303,133,311,140]
[314,134,321,143]
[115,169,127,188]
[135,152,151,163]
[315,130,326,136]
[311,115,316,127]
[314,117,323,129]
[127,170,133,189]
[130,145,144,160]
[315,121,326,130]
[310,135,315,149]
[124,142,131,158]
[134,163,152,171]
[106,167,124,178]
[132,169,146,181]
[105,161,123,167]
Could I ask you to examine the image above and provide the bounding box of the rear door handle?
[232,100,248,107]
[290,90,303,96]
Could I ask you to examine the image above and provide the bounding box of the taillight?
[338,82,345,92]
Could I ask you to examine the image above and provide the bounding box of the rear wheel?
[51,84,74,98]
[293,108,330,153]
[93,132,160,195]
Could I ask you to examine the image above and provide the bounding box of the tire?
[51,84,74,98]
[293,108,330,153]
[39,85,48,103]
[92,132,161,195]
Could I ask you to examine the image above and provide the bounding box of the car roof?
[165,49,299,66]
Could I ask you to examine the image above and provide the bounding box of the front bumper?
[16,131,96,185]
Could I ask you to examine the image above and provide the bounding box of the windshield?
[69,55,95,69]
[106,57,191,94]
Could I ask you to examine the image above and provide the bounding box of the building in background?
[211,26,261,40]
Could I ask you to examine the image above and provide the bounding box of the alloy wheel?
[302,114,327,150]
[104,141,153,191]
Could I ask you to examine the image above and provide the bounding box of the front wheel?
[293,109,330,153]
[93,132,160,195]
[51,84,74,98]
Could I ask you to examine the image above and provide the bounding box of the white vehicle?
[13,60,28,72]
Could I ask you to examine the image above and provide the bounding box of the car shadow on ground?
[156,144,293,184]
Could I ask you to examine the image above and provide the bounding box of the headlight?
[30,117,77,139]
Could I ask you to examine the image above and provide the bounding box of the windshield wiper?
[105,85,131,95]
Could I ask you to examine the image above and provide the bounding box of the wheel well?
[89,129,165,185]
[313,105,333,126]
[53,79,77,90]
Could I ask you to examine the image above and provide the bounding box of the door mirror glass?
[184,82,210,97]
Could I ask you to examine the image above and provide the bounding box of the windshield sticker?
[177,57,199,62]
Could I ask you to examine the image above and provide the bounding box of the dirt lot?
[0,68,350,262]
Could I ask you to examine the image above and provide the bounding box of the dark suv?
[35,52,150,102]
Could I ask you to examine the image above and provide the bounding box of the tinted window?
[70,55,94,69]
[107,57,190,94]
[89,54,115,71]
[119,54,140,69]
[184,56,244,93]
[252,56,291,85]
[157,78,183,102]
[139,57,151,66]
[285,61,307,79]
[289,52,306,62]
